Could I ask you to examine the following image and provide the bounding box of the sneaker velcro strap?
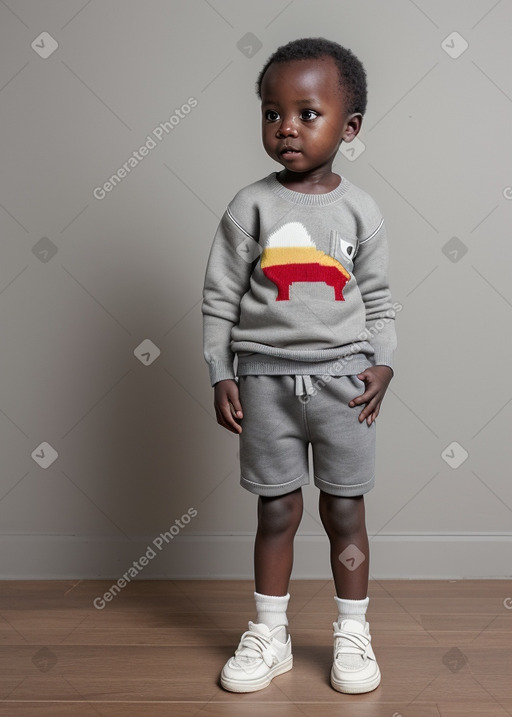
[235,631,274,666]
[334,628,371,658]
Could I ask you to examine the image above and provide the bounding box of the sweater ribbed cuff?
[209,361,236,387]
[371,349,394,373]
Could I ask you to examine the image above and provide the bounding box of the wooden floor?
[0,579,511,716]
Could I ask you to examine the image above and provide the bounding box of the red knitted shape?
[263,263,348,301]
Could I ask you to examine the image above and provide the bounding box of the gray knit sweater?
[202,172,397,387]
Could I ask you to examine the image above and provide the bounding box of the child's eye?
[265,110,280,122]
[300,109,318,121]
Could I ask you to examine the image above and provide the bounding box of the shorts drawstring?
[294,374,314,397]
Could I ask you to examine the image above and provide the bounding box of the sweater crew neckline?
[266,171,351,206]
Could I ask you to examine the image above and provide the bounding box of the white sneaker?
[330,618,381,694]
[220,621,293,693]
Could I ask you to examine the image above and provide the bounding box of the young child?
[202,37,397,694]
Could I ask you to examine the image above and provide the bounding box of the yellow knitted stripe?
[261,246,349,279]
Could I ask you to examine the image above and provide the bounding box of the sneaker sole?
[220,655,293,693]
[330,665,381,694]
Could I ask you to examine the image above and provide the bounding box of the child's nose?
[276,116,298,136]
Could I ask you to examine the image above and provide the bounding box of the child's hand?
[349,365,393,426]
[213,379,244,434]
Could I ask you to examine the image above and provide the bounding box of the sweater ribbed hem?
[232,340,374,363]
[207,352,393,384]
[236,353,372,377]
[266,172,351,206]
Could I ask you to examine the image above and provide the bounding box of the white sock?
[254,591,290,632]
[334,596,369,627]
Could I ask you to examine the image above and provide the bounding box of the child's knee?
[257,490,303,536]
[319,493,365,537]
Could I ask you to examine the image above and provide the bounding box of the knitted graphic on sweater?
[261,222,350,301]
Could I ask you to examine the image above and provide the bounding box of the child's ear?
[342,113,363,143]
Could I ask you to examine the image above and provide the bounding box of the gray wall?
[1,0,511,579]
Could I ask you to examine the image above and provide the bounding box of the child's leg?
[319,491,381,694]
[318,492,369,599]
[254,487,303,595]
[220,488,302,693]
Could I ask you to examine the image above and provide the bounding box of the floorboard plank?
[0,579,510,715]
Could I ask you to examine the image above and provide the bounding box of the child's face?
[260,56,361,176]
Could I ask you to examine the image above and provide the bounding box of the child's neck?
[276,168,341,194]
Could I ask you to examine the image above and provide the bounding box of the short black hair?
[255,37,367,116]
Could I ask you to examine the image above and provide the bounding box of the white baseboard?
[0,533,511,580]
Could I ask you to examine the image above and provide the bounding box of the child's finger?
[358,395,379,423]
[349,387,374,407]
[225,404,242,432]
[225,385,243,419]
[229,401,243,419]
[224,410,242,433]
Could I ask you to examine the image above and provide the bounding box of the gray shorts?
[238,374,376,498]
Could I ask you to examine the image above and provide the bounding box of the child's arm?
[349,219,397,426]
[202,208,256,433]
